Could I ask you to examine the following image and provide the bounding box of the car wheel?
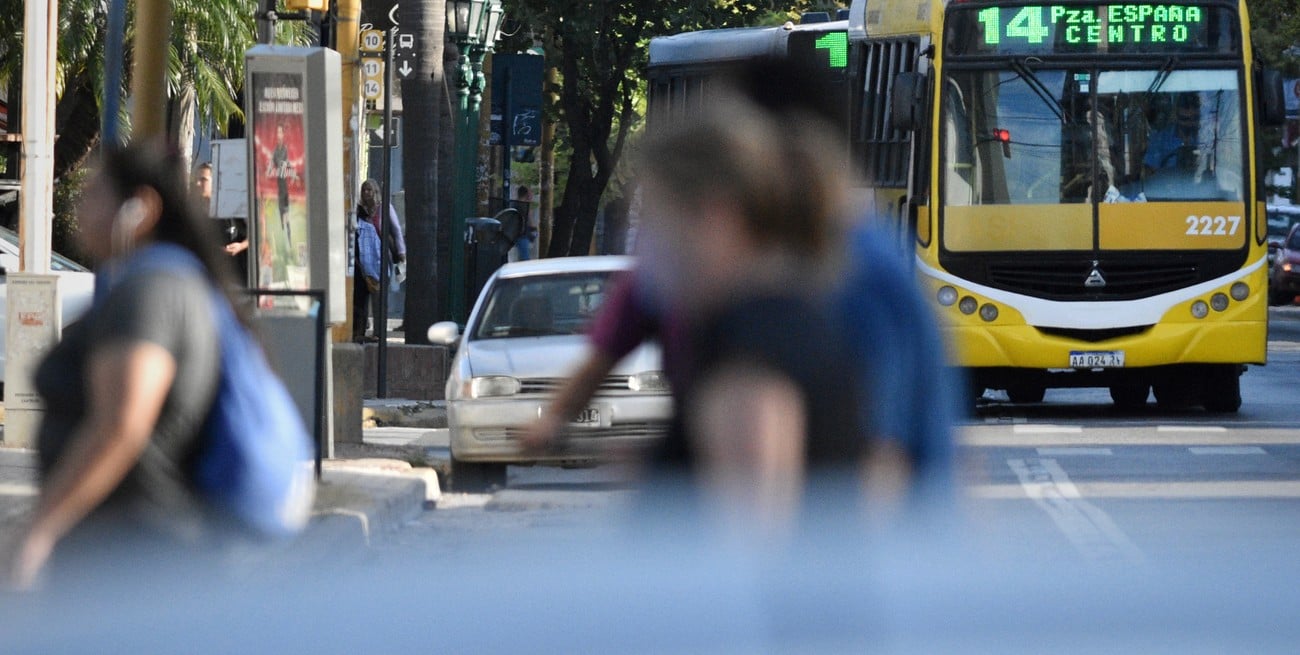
[1006,383,1045,404]
[1109,382,1150,409]
[1201,365,1242,414]
[449,459,507,493]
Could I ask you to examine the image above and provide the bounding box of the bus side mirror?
[1259,68,1286,127]
[890,72,926,132]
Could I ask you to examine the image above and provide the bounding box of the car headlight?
[469,376,521,398]
[629,371,670,393]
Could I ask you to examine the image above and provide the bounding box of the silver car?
[430,256,671,491]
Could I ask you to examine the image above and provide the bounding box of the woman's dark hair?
[99,143,248,323]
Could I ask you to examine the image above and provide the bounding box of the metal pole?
[377,28,394,398]
[450,42,472,322]
[499,65,511,213]
[101,0,128,149]
[130,0,172,141]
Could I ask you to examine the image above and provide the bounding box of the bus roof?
[648,20,847,69]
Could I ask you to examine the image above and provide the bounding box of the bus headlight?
[1230,282,1249,301]
[1191,300,1210,319]
[470,376,521,398]
[979,303,999,322]
[1210,293,1229,312]
[937,286,959,306]
[959,296,978,315]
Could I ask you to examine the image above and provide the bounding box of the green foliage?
[52,166,89,266]
[1248,0,1300,67]
[0,0,311,138]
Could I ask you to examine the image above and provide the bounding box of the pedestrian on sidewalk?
[353,179,405,342]
[5,144,272,590]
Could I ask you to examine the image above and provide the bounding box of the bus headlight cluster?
[1190,283,1251,319]
[958,296,978,315]
[937,286,959,306]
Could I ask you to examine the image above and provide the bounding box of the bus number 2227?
[1185,215,1240,237]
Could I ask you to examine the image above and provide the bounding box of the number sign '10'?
[977,4,1205,48]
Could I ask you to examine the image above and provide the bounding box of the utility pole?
[5,0,60,447]
[131,0,172,140]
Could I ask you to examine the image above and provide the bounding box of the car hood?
[463,335,663,379]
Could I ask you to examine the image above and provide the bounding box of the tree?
[397,0,446,342]
[0,0,308,179]
[504,1,770,257]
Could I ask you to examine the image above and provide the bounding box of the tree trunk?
[399,0,444,344]
[52,76,101,181]
[435,38,458,322]
[167,84,198,178]
[538,61,558,257]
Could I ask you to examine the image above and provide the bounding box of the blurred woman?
[353,179,406,342]
[635,94,868,530]
[6,144,240,589]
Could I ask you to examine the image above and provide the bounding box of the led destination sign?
[947,4,1237,55]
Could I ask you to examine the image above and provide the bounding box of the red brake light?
[993,129,1011,142]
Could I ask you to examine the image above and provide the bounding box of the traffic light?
[284,0,328,12]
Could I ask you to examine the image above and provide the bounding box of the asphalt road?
[375,307,1300,569]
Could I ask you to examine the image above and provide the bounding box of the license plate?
[571,407,601,426]
[1069,351,1125,368]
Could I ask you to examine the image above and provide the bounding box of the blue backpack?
[108,244,316,538]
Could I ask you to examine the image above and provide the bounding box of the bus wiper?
[1146,57,1178,95]
[1009,57,1065,124]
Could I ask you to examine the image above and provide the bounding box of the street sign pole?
[377,27,395,398]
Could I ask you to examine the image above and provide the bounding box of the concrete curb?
[309,459,440,545]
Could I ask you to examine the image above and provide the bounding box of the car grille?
[473,422,669,441]
[986,260,1198,301]
[518,376,637,395]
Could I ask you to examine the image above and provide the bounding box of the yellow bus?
[852,0,1285,411]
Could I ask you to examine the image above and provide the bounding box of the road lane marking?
[970,480,1300,499]
[1013,425,1084,434]
[1035,447,1113,456]
[1187,446,1267,455]
[1156,426,1227,433]
[1007,458,1144,564]
[961,427,1300,447]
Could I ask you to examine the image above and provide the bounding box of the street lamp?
[447,0,502,322]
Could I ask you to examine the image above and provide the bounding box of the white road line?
[1013,425,1084,434]
[1036,447,1114,456]
[972,480,1300,499]
[1156,426,1228,433]
[1007,458,1144,564]
[1188,446,1267,455]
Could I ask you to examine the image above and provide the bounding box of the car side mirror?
[427,321,461,346]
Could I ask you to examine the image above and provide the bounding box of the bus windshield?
[942,66,1242,206]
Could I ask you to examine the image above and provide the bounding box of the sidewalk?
[0,397,448,548]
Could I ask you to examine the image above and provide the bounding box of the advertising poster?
[250,71,310,306]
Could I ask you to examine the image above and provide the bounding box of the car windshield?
[472,271,615,339]
[942,67,1242,205]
